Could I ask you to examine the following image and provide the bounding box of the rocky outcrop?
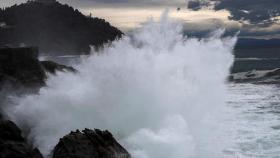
[0,120,43,158]
[0,47,46,88]
[0,1,123,55]
[0,123,130,158]
[53,129,130,158]
[0,47,76,116]
[0,48,130,158]
[0,47,76,89]
[41,60,76,74]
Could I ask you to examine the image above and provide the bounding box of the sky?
[1,0,280,39]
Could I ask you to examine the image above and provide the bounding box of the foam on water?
[4,11,236,158]
[223,83,280,158]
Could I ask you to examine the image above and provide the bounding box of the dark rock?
[41,60,76,74]
[0,47,77,113]
[0,120,43,158]
[0,1,123,55]
[0,47,77,89]
[0,120,23,142]
[53,129,130,158]
[0,47,46,88]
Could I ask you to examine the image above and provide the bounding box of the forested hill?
[0,1,123,55]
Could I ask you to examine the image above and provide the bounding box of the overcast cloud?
[188,0,280,25]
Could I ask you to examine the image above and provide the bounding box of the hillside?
[0,1,123,55]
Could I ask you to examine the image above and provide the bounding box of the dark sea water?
[232,47,280,73]
[226,47,280,157]
[233,58,280,73]
[40,47,280,74]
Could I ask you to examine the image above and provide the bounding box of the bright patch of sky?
[80,7,233,31]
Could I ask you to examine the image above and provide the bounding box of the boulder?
[0,47,76,115]
[0,120,43,158]
[0,47,76,89]
[53,129,130,158]
[0,47,46,88]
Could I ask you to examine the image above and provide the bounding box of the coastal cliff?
[0,1,123,55]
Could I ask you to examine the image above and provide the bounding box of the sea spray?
[5,12,236,158]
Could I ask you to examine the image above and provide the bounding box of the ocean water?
[232,58,280,73]
[223,83,280,158]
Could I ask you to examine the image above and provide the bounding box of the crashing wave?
[4,11,236,158]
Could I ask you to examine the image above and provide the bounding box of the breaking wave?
[4,11,236,158]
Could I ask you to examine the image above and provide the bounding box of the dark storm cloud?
[187,0,209,11]
[188,0,280,25]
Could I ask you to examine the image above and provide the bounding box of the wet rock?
[53,129,130,158]
[0,47,77,89]
[0,47,77,115]
[41,60,76,74]
[0,120,43,158]
[0,47,46,88]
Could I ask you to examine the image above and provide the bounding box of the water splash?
[5,12,236,157]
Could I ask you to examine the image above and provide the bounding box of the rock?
[0,47,77,89]
[53,129,130,158]
[0,47,46,88]
[0,120,43,158]
[41,60,76,74]
[0,47,77,112]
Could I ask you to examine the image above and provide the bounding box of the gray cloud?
[181,18,280,39]
[187,0,209,11]
[188,0,280,25]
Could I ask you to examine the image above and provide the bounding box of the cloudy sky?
[1,0,280,38]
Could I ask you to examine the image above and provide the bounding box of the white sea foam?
[4,11,236,158]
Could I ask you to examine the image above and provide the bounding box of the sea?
[6,14,280,158]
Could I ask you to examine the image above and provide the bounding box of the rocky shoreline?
[0,47,75,88]
[0,47,130,158]
[229,68,280,84]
